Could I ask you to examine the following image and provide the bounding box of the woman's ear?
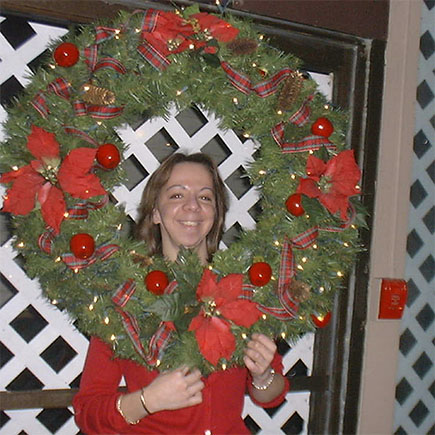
[152,208,161,225]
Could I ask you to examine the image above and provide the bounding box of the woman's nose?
[184,195,200,211]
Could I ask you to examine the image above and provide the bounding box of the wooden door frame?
[0,3,385,433]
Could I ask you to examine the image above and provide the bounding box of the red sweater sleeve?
[247,351,290,408]
[72,337,136,434]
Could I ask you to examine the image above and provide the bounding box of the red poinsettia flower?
[189,269,261,366]
[142,11,197,56]
[0,126,106,234]
[296,150,361,220]
[192,13,239,42]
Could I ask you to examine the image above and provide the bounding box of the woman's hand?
[243,333,276,382]
[143,366,204,413]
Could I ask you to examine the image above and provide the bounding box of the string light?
[110,334,116,341]
[49,64,56,69]
[74,268,79,274]
[258,169,267,175]
[189,43,195,50]
[176,90,183,96]
[117,223,122,230]
[17,242,24,248]
[343,242,349,247]
[262,314,267,320]
[258,34,264,40]
[241,333,247,339]
[274,240,280,246]
[232,97,239,104]
[297,264,304,271]
[337,271,343,277]
[12,166,19,171]
[89,304,94,311]
[313,244,318,249]
[319,286,325,293]
[281,332,286,339]
[93,296,98,303]
[277,110,283,115]
[301,257,308,263]
[243,132,250,138]
[156,359,161,367]
[104,316,110,325]
[221,363,227,370]
[52,299,58,305]
[290,174,296,180]
[63,212,69,218]
[135,28,141,33]
[252,62,257,67]
[55,256,61,262]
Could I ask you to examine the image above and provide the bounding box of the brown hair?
[135,152,228,259]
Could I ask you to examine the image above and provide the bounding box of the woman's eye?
[170,193,182,199]
[200,195,213,202]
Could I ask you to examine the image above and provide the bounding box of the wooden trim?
[0,375,326,410]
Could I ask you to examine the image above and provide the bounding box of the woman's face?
[152,162,216,263]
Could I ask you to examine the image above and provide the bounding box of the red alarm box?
[378,279,408,319]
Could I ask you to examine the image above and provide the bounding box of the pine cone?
[227,38,258,55]
[81,83,116,105]
[277,72,304,112]
[289,279,311,302]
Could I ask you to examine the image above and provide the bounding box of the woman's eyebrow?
[165,185,214,192]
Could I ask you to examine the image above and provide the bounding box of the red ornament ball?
[311,117,334,138]
[145,270,169,295]
[249,262,272,287]
[311,312,332,328]
[53,42,80,67]
[70,233,95,259]
[285,193,305,217]
[96,143,121,169]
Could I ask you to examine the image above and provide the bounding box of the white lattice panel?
[0,15,333,435]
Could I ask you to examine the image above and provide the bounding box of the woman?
[73,152,289,434]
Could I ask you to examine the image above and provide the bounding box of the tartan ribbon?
[31,77,73,118]
[37,195,109,254]
[95,26,120,44]
[61,242,120,270]
[72,101,124,119]
[63,125,100,147]
[137,42,171,71]
[114,279,178,365]
[220,62,294,97]
[38,226,57,254]
[83,43,127,74]
[112,278,137,308]
[136,9,171,71]
[65,195,109,220]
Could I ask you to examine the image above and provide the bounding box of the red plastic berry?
[285,193,305,217]
[249,262,272,287]
[311,117,334,138]
[70,233,95,259]
[96,143,121,169]
[53,42,80,67]
[145,270,169,295]
[311,312,332,328]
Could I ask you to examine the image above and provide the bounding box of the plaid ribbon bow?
[113,279,178,365]
[136,9,171,71]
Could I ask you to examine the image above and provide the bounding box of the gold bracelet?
[140,388,153,415]
[116,395,140,425]
[252,368,275,390]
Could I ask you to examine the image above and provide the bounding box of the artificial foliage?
[0,5,367,375]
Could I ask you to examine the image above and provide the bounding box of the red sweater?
[73,337,289,434]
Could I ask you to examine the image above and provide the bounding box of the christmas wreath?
[0,5,366,374]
